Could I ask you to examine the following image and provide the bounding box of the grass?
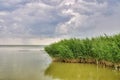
[45,34,120,64]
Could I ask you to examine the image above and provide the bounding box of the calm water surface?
[0,46,120,80]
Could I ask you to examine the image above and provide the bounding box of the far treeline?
[45,34,120,64]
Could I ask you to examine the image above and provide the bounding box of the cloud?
[56,0,120,38]
[0,0,120,44]
[0,0,71,38]
[0,37,61,45]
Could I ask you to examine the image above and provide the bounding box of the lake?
[0,45,120,80]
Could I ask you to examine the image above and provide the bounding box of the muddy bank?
[52,58,120,71]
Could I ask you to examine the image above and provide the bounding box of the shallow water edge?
[52,58,120,71]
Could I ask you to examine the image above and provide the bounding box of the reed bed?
[45,34,120,69]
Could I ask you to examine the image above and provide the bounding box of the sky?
[0,0,120,45]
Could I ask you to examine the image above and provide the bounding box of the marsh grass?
[45,34,120,64]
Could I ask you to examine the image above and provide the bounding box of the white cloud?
[55,0,109,37]
[0,11,8,16]
[0,38,61,45]
[0,0,120,44]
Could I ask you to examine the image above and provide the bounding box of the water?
[0,46,120,80]
[45,63,120,80]
[0,45,52,80]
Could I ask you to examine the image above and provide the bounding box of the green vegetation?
[45,34,120,64]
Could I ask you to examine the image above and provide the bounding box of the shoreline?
[45,34,120,71]
[52,58,120,71]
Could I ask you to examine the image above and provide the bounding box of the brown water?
[0,46,120,80]
[45,62,120,80]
